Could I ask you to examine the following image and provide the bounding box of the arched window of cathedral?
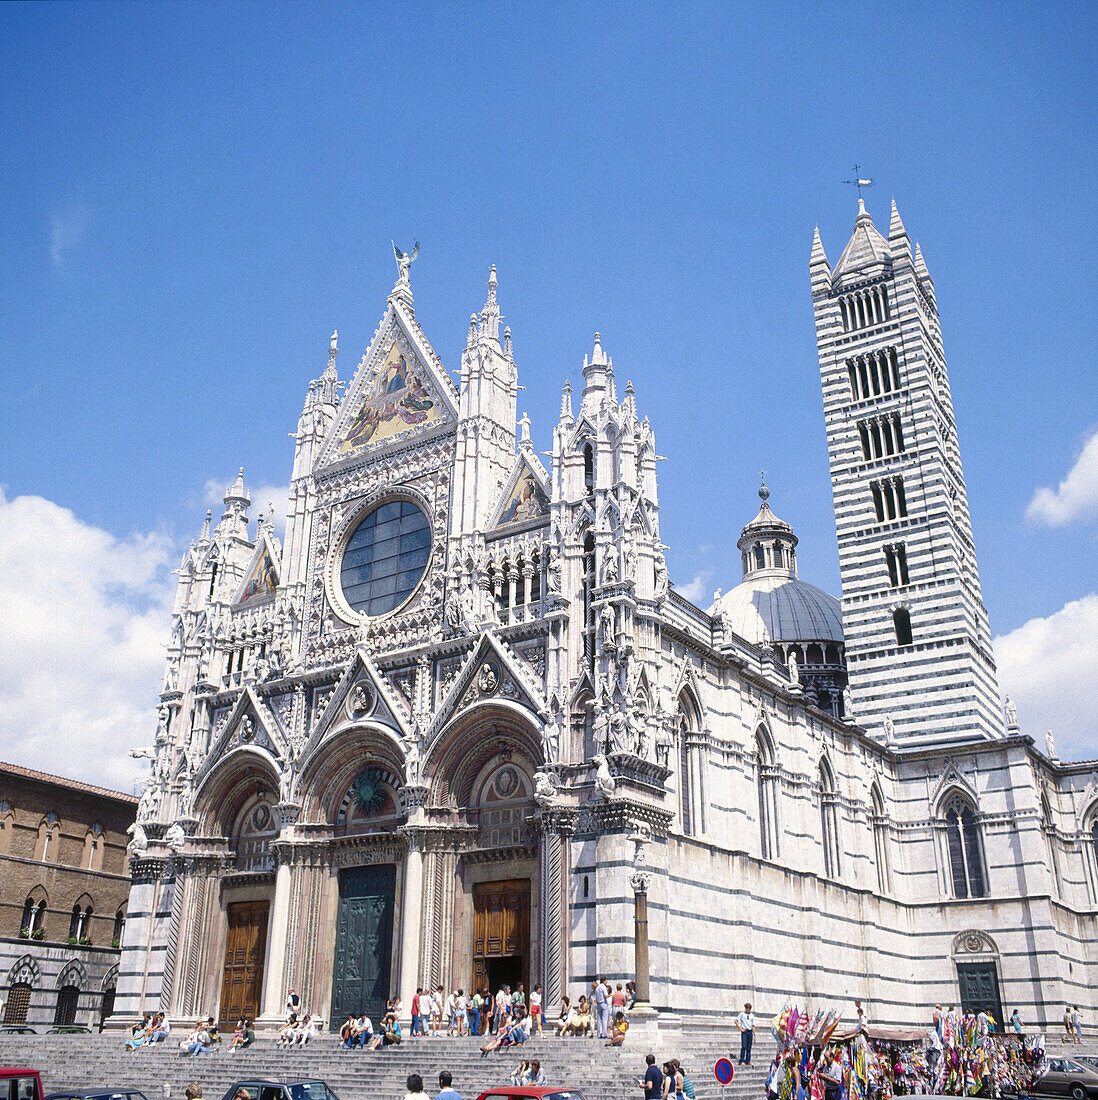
[582,531,596,673]
[233,796,278,873]
[893,607,913,646]
[943,796,987,899]
[1042,793,1062,898]
[678,690,702,837]
[34,813,59,863]
[871,784,891,894]
[113,907,126,949]
[583,444,595,498]
[755,729,778,860]
[819,758,841,878]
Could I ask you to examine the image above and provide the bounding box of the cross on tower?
[843,166,874,197]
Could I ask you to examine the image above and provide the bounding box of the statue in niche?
[653,555,669,601]
[136,782,160,824]
[608,707,631,754]
[445,588,463,633]
[599,604,616,650]
[541,698,563,763]
[601,551,618,585]
[630,705,650,760]
[625,543,638,582]
[546,551,562,594]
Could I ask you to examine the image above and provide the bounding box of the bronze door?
[473,879,530,994]
[219,899,269,1026]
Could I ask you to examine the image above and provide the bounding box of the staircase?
[0,1025,772,1100]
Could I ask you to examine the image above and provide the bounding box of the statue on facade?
[164,821,186,853]
[883,714,896,743]
[444,587,463,633]
[599,603,616,650]
[546,550,562,594]
[392,240,419,282]
[608,707,631,754]
[601,551,618,586]
[653,554,669,601]
[126,821,148,856]
[534,769,559,807]
[630,705,650,760]
[541,698,563,763]
[1004,697,1019,729]
[1046,729,1057,759]
[787,651,800,684]
[625,543,638,583]
[136,782,160,824]
[592,754,616,799]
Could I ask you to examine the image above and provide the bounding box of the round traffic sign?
[715,1059,735,1084]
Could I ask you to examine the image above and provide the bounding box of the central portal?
[473,878,530,996]
[330,863,396,1029]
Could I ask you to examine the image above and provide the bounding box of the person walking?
[435,1072,462,1100]
[595,977,611,1040]
[736,1002,756,1066]
[1010,1009,1022,1035]
[1072,1006,1083,1044]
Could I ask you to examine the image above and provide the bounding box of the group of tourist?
[338,1006,405,1050]
[123,1011,171,1051]
[638,1053,699,1100]
[401,1072,466,1100]
[1062,1005,1085,1044]
[555,979,634,1043]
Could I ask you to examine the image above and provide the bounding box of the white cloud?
[994,593,1098,761]
[674,569,714,605]
[201,477,291,539]
[49,206,87,268]
[1026,428,1098,527]
[0,490,175,791]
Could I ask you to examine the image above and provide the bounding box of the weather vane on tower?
[843,166,873,198]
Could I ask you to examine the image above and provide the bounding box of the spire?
[624,379,637,420]
[480,265,501,345]
[560,380,573,424]
[317,329,341,406]
[467,313,478,348]
[831,199,891,282]
[225,467,248,508]
[581,332,612,410]
[737,475,798,581]
[199,509,212,543]
[810,225,832,292]
[914,242,937,309]
[504,325,512,358]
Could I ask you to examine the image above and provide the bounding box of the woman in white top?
[529,987,543,1036]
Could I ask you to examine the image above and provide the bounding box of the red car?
[475,1091,587,1100]
[0,1068,44,1100]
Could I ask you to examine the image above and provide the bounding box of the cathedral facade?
[115,205,1098,1032]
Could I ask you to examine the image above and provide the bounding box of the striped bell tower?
[811,198,1002,746]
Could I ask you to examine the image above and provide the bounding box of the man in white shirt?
[736,1002,755,1065]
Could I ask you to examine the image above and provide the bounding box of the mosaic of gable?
[337,339,440,456]
[497,467,549,528]
[239,548,277,603]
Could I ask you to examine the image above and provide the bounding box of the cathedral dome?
[709,573,844,647]
[708,480,844,648]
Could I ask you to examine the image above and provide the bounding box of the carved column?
[261,802,301,1022]
[631,869,652,1006]
[537,809,574,1014]
[397,827,425,1018]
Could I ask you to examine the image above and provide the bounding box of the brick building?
[0,761,136,1029]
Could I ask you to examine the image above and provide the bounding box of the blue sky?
[1,1,1096,783]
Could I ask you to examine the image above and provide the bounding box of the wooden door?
[330,864,396,1030]
[957,961,1003,1024]
[219,900,269,1026]
[473,879,530,993]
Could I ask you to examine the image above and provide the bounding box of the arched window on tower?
[754,543,766,570]
[756,730,778,860]
[943,797,987,899]
[819,758,841,878]
[871,784,891,894]
[893,607,913,646]
[113,907,126,949]
[583,444,595,498]
[582,531,596,673]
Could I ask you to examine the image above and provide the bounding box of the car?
[46,1092,150,1100]
[45,1026,92,1035]
[218,1082,342,1100]
[1032,1057,1098,1100]
[474,1090,588,1100]
[0,1026,38,1035]
[0,1069,44,1100]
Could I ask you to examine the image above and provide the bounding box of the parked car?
[46,1092,150,1100]
[0,1027,37,1036]
[45,1026,91,1035]
[1033,1057,1098,1100]
[218,1083,341,1100]
[475,1090,588,1100]
[0,1068,44,1100]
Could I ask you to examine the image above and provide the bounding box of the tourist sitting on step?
[369,1011,403,1049]
[351,1013,374,1048]
[147,1013,172,1043]
[523,1060,547,1085]
[276,1013,299,1046]
[340,1015,356,1046]
[481,1011,527,1055]
[229,1018,255,1052]
[510,1059,531,1085]
[125,1013,152,1051]
[554,996,575,1036]
[178,1017,217,1056]
[607,1011,629,1046]
[291,1013,317,1044]
[572,995,594,1038]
